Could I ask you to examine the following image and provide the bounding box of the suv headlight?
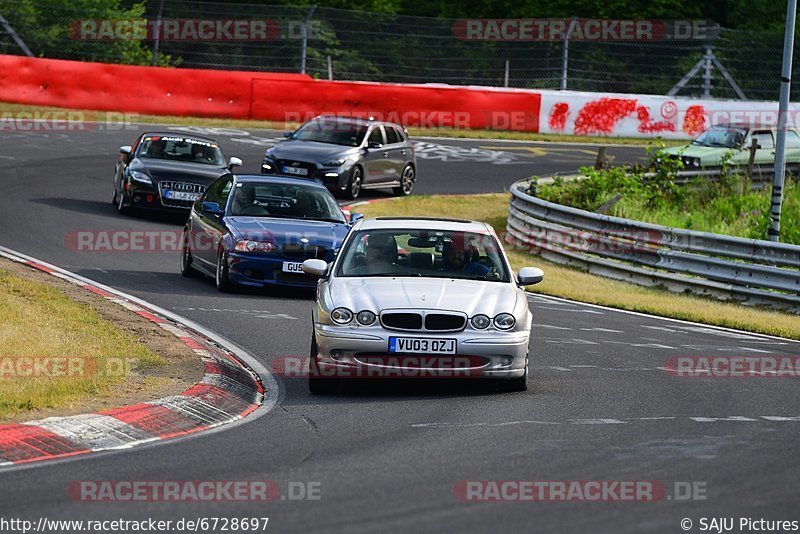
[322,158,347,167]
[470,314,490,330]
[129,170,152,185]
[331,307,353,324]
[494,313,516,330]
[234,240,275,253]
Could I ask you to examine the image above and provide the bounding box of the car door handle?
[383,151,389,157]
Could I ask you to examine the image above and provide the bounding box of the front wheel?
[346,166,363,200]
[393,165,415,196]
[308,334,337,394]
[215,247,234,292]
[497,367,527,392]
[116,185,130,215]
[180,229,201,278]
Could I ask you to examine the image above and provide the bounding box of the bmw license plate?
[164,190,201,201]
[282,166,308,176]
[389,337,456,355]
[282,261,304,273]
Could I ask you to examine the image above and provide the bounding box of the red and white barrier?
[539,90,800,140]
[1,54,796,139]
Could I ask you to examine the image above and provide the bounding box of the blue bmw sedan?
[180,174,356,291]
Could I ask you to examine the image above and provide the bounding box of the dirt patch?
[0,257,204,423]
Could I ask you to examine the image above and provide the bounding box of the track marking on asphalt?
[172,306,298,320]
[412,415,800,428]
[534,324,573,330]
[542,338,599,345]
[527,293,800,345]
[536,306,604,314]
[479,145,599,157]
[604,340,677,349]
[580,327,623,333]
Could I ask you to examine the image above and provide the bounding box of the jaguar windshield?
[336,229,510,282]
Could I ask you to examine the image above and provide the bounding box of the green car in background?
[660,123,800,169]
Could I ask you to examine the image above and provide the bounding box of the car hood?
[660,145,736,159]
[267,140,358,162]
[133,158,228,183]
[226,217,348,249]
[326,277,520,317]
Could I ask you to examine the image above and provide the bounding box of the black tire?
[308,334,337,394]
[116,185,130,215]
[346,166,363,200]
[497,367,528,392]
[112,174,118,206]
[180,229,201,278]
[215,247,234,292]
[393,164,415,196]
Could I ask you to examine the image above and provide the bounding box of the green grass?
[534,167,800,244]
[0,269,163,419]
[0,101,685,146]
[354,193,800,340]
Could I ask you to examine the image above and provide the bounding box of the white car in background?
[301,217,544,393]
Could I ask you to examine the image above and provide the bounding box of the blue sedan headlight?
[234,240,275,253]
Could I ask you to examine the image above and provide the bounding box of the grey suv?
[261,116,417,199]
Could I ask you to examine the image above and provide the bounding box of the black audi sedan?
[112,132,242,215]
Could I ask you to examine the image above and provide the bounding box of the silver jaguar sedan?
[301,217,544,394]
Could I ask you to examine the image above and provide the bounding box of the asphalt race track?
[1,126,799,533]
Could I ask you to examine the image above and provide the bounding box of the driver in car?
[441,233,490,276]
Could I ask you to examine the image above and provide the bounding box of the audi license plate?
[282,261,304,273]
[389,337,456,355]
[282,166,308,176]
[164,190,201,201]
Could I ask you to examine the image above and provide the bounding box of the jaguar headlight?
[470,314,491,330]
[331,307,353,325]
[356,310,376,326]
[494,313,516,330]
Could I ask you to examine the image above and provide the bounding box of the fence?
[506,179,800,313]
[0,0,795,101]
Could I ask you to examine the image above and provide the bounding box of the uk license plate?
[282,166,308,176]
[389,337,456,354]
[282,261,304,273]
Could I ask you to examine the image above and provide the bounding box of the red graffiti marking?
[636,106,675,133]
[682,105,706,136]
[573,98,637,135]
[548,102,570,131]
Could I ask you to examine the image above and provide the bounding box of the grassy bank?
[0,101,685,146]
[354,193,800,340]
[533,165,800,244]
[0,269,163,420]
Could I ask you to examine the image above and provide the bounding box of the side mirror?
[202,201,224,216]
[349,212,364,226]
[517,267,544,286]
[283,131,292,138]
[302,258,329,277]
[367,141,383,150]
[228,156,243,170]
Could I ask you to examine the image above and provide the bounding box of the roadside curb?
[0,246,269,466]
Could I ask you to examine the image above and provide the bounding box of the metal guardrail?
[506,179,800,313]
